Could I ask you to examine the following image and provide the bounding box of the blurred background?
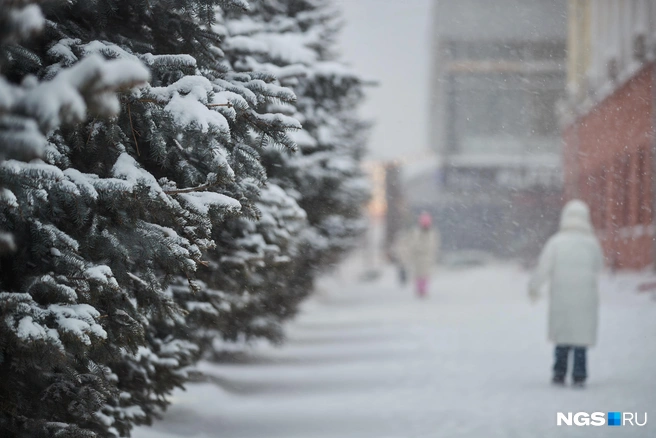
[347,0,656,273]
[135,2,656,437]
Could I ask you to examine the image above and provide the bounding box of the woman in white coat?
[529,200,604,386]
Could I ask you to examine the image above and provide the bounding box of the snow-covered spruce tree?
[0,0,44,255]
[1,0,302,435]
[199,0,369,342]
[164,6,310,350]
[172,182,307,350]
[0,2,156,437]
[172,0,369,349]
[257,0,370,270]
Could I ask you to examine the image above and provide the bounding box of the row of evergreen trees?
[0,0,368,436]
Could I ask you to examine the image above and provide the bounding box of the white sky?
[335,0,434,161]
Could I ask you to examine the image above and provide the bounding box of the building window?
[622,154,631,227]
[636,147,646,225]
[612,153,631,229]
[528,41,566,61]
[455,84,561,142]
[455,86,529,139]
[531,90,559,136]
[598,166,608,230]
[587,0,653,93]
[612,155,623,229]
[449,41,526,61]
[639,146,652,225]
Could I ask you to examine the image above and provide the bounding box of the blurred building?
[429,0,567,258]
[362,160,387,220]
[361,160,409,261]
[383,162,405,258]
[563,0,656,269]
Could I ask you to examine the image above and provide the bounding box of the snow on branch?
[1,4,44,44]
[15,55,150,133]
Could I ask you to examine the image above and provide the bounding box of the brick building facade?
[564,65,654,269]
[564,0,656,269]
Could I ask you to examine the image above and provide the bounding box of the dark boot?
[552,375,565,386]
[553,345,570,384]
[572,347,587,386]
[399,267,407,285]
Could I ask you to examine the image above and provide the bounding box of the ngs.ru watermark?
[557,412,647,427]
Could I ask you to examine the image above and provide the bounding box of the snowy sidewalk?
[134,264,656,438]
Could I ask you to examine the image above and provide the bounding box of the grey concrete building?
[424,0,567,258]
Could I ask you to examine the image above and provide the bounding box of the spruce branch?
[137,98,232,108]
[173,139,184,151]
[163,181,218,195]
[127,103,140,156]
[86,118,96,145]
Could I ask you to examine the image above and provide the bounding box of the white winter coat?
[529,200,604,347]
[397,227,440,278]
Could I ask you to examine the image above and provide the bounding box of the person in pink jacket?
[396,212,440,298]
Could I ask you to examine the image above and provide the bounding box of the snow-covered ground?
[134,262,656,438]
